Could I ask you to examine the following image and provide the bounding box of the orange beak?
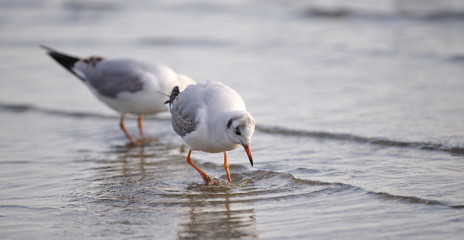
[243,145,253,167]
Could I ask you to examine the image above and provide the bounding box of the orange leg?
[137,114,144,139]
[186,150,217,185]
[119,114,137,145]
[224,152,231,182]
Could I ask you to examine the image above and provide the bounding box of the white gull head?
[224,111,255,165]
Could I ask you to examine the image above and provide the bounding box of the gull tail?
[164,86,180,110]
[40,45,84,81]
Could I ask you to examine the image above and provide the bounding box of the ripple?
[74,159,459,210]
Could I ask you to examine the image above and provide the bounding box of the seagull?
[41,45,195,144]
[166,81,256,185]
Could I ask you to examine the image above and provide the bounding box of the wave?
[305,8,464,20]
[158,166,462,209]
[368,191,464,209]
[256,125,464,155]
[302,4,464,20]
[0,102,169,120]
[0,102,114,119]
[250,169,463,209]
[2,102,463,155]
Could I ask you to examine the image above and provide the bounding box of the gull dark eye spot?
[235,128,241,135]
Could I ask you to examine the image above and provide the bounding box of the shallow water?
[1,0,464,239]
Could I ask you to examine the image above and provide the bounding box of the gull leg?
[137,114,144,139]
[224,152,232,182]
[186,150,217,185]
[119,114,137,145]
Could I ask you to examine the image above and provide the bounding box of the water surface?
[1,0,464,239]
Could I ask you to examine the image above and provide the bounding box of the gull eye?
[235,128,241,135]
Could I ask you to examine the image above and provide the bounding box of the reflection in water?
[179,190,258,240]
[102,138,174,182]
[117,143,147,181]
[86,141,258,239]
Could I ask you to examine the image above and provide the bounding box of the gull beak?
[243,145,254,167]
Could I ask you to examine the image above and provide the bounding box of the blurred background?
[1,0,464,239]
[1,0,464,142]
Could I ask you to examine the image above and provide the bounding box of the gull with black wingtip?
[41,46,195,144]
[166,81,256,185]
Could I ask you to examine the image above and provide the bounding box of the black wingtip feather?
[165,86,180,108]
[40,45,83,80]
